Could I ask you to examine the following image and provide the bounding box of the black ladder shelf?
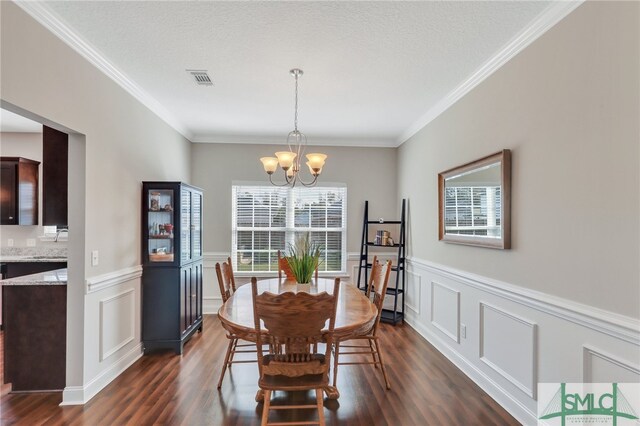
[357,199,406,325]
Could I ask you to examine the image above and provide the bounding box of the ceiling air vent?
[187,69,213,86]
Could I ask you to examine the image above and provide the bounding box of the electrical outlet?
[91,250,99,266]
[461,324,467,339]
[26,238,36,247]
[7,239,14,247]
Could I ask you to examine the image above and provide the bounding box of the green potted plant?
[286,233,322,284]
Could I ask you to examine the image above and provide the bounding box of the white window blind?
[232,185,347,274]
[444,186,501,237]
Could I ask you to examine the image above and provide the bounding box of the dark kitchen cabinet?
[3,284,66,391]
[42,126,68,226]
[4,262,67,279]
[0,157,40,225]
[141,182,203,354]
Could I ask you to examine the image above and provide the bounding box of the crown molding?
[191,134,397,148]
[14,0,193,141]
[397,0,584,146]
[15,0,583,148]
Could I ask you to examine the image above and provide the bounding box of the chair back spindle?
[366,256,392,335]
[251,277,340,380]
[216,258,237,303]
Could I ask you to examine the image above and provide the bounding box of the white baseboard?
[404,317,536,425]
[60,343,143,406]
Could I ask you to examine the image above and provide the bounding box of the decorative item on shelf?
[164,223,173,236]
[375,230,393,246]
[286,233,321,284]
[150,192,160,211]
[163,204,173,212]
[259,69,327,187]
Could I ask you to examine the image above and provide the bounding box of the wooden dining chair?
[215,257,257,389]
[277,249,319,282]
[332,256,392,390]
[251,276,340,426]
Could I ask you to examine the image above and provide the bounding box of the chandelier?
[260,69,327,187]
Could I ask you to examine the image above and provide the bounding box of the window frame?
[231,184,347,277]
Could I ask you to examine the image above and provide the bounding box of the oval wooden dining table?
[217,277,377,400]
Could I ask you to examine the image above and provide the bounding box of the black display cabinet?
[142,182,203,354]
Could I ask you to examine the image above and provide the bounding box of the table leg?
[255,389,265,402]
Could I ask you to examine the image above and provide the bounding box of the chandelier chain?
[294,72,299,132]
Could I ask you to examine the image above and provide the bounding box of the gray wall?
[191,143,398,254]
[398,1,639,318]
[1,1,192,396]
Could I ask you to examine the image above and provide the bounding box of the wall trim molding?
[203,252,231,263]
[479,303,537,399]
[14,1,192,140]
[405,270,421,314]
[85,265,142,294]
[192,134,397,148]
[430,281,460,343]
[407,257,640,346]
[16,1,583,149]
[404,315,536,425]
[397,0,584,145]
[60,343,143,406]
[582,345,640,383]
[99,289,136,362]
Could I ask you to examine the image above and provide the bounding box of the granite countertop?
[0,247,68,263]
[0,268,68,286]
[0,255,68,262]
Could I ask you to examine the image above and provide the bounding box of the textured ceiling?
[43,1,551,145]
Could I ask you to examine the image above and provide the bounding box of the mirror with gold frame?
[438,149,511,249]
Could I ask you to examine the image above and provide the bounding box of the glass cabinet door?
[181,189,192,263]
[147,189,175,262]
[192,191,202,258]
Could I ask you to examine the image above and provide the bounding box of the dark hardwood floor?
[1,316,519,425]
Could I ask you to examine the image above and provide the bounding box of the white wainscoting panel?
[99,289,135,362]
[479,303,537,398]
[403,257,640,425]
[203,252,231,314]
[583,346,640,383]
[431,281,460,343]
[406,270,421,314]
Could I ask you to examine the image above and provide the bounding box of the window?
[232,185,347,274]
[444,186,501,237]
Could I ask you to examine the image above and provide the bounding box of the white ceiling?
[0,109,43,133]
[38,1,557,146]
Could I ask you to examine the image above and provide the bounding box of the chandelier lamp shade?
[260,69,327,187]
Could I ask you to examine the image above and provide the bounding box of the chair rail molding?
[406,256,640,345]
[85,265,143,294]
